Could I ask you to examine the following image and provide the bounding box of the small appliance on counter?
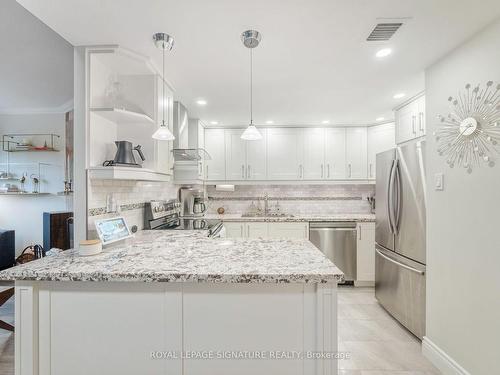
[144,199,223,238]
[103,141,145,168]
[178,186,207,217]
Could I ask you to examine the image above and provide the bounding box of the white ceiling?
[16,0,500,125]
[0,0,73,112]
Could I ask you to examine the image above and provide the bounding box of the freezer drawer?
[375,246,426,338]
[309,222,357,281]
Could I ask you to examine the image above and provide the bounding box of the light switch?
[434,173,444,191]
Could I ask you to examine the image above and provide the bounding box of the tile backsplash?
[206,184,375,215]
[87,180,178,236]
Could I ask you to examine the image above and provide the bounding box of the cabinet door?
[417,95,426,137]
[267,128,304,180]
[356,222,375,283]
[246,129,267,180]
[204,128,226,180]
[225,129,247,181]
[246,222,269,238]
[302,128,325,180]
[367,123,395,180]
[268,223,309,239]
[345,128,367,179]
[223,222,245,238]
[395,101,418,144]
[155,75,174,174]
[325,128,346,179]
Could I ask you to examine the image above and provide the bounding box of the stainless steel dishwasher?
[309,222,357,282]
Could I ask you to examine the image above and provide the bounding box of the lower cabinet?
[223,221,309,239]
[355,222,376,286]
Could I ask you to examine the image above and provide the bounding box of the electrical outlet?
[434,173,444,191]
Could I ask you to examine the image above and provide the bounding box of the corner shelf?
[90,107,154,124]
[88,166,171,182]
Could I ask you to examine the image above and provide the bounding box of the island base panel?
[15,281,338,375]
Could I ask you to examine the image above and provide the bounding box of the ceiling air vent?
[366,23,403,41]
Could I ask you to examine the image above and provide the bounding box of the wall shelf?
[90,107,154,124]
[88,166,171,182]
[0,192,52,196]
[2,133,61,152]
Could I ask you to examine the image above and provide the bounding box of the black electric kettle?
[103,141,145,167]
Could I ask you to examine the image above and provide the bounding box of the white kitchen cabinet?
[302,128,325,180]
[355,222,376,286]
[395,94,425,144]
[204,128,226,180]
[223,222,245,238]
[367,123,396,179]
[267,128,304,180]
[246,222,269,238]
[345,127,367,179]
[325,128,347,179]
[225,129,247,180]
[225,129,267,181]
[268,222,309,239]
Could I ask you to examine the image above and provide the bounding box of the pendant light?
[240,30,262,141]
[152,32,175,141]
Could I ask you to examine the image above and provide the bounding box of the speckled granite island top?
[0,230,344,284]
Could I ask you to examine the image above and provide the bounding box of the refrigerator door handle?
[376,248,425,275]
[393,159,402,235]
[387,160,396,234]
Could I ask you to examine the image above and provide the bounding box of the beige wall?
[425,19,500,374]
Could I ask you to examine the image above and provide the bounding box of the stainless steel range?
[144,199,224,237]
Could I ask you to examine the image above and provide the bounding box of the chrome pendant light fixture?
[152,32,175,141]
[240,30,263,141]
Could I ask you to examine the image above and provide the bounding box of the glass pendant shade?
[152,121,175,140]
[241,124,262,140]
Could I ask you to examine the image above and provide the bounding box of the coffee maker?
[178,187,207,217]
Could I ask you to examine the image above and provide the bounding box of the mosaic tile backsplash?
[206,184,375,215]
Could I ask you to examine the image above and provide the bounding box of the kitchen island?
[0,230,343,375]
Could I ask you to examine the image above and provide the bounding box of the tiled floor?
[0,287,439,375]
[338,286,440,375]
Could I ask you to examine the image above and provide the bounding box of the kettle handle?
[133,145,146,161]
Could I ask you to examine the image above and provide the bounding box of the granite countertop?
[204,213,376,222]
[0,230,344,284]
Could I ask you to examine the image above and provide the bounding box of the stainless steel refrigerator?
[375,141,426,339]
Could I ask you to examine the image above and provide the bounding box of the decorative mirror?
[434,81,500,173]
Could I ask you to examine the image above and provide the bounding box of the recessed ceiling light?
[376,117,385,122]
[210,121,218,125]
[376,48,392,58]
[265,120,274,125]
[196,99,207,106]
[322,120,330,124]
[393,93,405,99]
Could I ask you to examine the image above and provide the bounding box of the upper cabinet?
[303,128,326,180]
[345,127,367,179]
[395,94,426,144]
[204,128,226,180]
[267,128,304,180]
[225,129,267,181]
[325,128,347,180]
[367,123,396,179]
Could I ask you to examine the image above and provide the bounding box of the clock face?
[459,117,478,136]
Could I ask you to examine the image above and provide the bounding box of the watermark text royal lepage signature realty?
[150,350,351,360]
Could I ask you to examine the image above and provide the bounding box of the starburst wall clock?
[434,81,500,173]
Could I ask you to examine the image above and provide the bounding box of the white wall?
[425,19,500,374]
[0,113,69,255]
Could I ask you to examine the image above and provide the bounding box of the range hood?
[172,102,211,161]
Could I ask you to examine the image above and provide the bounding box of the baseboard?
[422,337,470,375]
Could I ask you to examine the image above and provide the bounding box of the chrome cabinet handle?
[298,164,303,179]
[419,112,424,133]
[321,164,324,179]
[376,248,425,275]
[412,115,416,135]
[241,165,245,178]
[327,164,330,178]
[206,165,208,179]
[348,164,352,178]
[241,224,244,237]
[247,165,251,179]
